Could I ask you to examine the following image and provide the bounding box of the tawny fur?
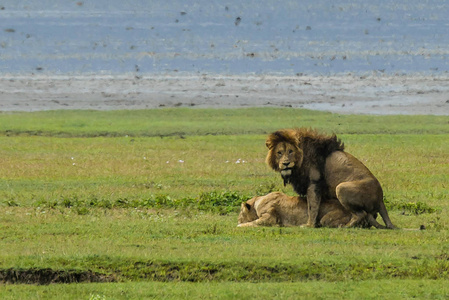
[265,128,395,229]
[237,192,371,228]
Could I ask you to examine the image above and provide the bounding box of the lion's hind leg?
[344,210,368,228]
[320,210,351,228]
[366,213,388,229]
[336,180,382,228]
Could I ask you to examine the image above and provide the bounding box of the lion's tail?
[378,201,396,229]
[365,199,396,229]
[367,213,425,231]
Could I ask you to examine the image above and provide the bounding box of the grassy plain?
[0,108,448,299]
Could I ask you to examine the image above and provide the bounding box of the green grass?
[1,108,449,137]
[2,280,448,299]
[1,108,448,298]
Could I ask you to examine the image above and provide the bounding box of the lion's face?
[266,130,304,186]
[272,142,303,176]
[237,201,258,225]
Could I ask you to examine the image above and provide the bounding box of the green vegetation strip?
[1,108,449,137]
[2,256,449,284]
[3,190,437,216]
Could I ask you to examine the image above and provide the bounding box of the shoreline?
[1,74,449,115]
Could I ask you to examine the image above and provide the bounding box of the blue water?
[1,0,448,75]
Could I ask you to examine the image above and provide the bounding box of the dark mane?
[295,128,344,165]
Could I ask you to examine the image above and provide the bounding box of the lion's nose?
[282,162,290,167]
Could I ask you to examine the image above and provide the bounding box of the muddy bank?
[1,74,449,115]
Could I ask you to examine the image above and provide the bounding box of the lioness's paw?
[300,223,316,228]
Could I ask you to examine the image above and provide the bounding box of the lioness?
[266,128,395,229]
[238,192,370,228]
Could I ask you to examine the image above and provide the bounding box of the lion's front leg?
[303,182,321,228]
[254,210,278,226]
[237,221,259,227]
[237,208,278,227]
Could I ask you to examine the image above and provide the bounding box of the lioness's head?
[237,199,258,225]
[266,130,303,185]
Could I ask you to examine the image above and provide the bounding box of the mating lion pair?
[238,128,396,229]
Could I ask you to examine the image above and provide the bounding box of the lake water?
[1,0,449,76]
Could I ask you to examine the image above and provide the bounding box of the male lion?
[265,128,395,229]
[238,192,371,228]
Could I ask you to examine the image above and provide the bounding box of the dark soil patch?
[0,268,115,285]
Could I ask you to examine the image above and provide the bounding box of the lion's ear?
[241,202,249,211]
[266,131,282,149]
[245,202,251,210]
[291,131,301,147]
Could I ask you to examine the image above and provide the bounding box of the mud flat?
[1,74,449,115]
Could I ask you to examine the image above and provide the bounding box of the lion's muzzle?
[280,169,292,177]
[280,168,293,186]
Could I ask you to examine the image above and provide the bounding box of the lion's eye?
[288,149,293,154]
[277,151,282,155]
